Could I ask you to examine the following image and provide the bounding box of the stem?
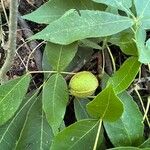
[0,0,18,83]
[143,97,150,128]
[93,119,103,150]
[87,96,96,99]
[106,44,116,73]
[101,38,107,75]
[26,41,44,72]
[28,70,76,75]
[134,87,150,128]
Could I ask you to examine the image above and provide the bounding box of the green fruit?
[69,71,98,98]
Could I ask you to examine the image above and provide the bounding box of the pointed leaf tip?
[87,85,124,122]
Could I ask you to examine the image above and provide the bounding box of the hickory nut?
[69,71,98,98]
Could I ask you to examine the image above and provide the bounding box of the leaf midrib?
[101,89,111,120]
[68,121,99,150]
[0,75,29,105]
[139,0,150,18]
[44,19,132,38]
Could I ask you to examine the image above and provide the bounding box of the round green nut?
[69,71,99,98]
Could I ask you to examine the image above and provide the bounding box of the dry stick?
[0,0,18,83]
[15,40,35,68]
[17,12,43,71]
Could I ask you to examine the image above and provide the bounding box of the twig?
[17,12,43,71]
[0,0,18,83]
[29,70,76,75]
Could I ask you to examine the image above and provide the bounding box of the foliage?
[0,0,150,149]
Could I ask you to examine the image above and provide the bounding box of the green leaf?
[79,39,102,49]
[42,48,53,71]
[139,138,150,148]
[22,0,105,24]
[104,91,144,147]
[0,91,37,149]
[15,95,53,150]
[134,0,150,29]
[92,0,132,11]
[100,72,110,90]
[107,147,141,150]
[0,16,2,42]
[87,85,124,122]
[30,10,134,45]
[108,56,141,94]
[45,42,78,72]
[105,5,119,14]
[42,74,69,135]
[109,29,138,55]
[134,0,150,17]
[141,17,150,29]
[135,27,150,64]
[74,98,90,120]
[65,47,93,72]
[50,119,103,150]
[0,74,31,126]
